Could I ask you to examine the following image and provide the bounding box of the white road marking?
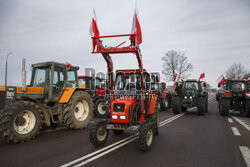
[61,114,185,167]
[232,116,250,132]
[231,127,241,136]
[228,118,233,123]
[208,95,216,101]
[239,146,250,167]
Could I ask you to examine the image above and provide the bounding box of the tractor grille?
[113,103,125,112]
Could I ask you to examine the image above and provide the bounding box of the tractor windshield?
[68,70,77,87]
[185,82,198,90]
[229,82,247,92]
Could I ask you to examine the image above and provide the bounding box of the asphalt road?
[0,95,250,167]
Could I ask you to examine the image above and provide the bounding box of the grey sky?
[0,0,250,87]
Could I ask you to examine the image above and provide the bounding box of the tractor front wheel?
[219,98,230,116]
[138,122,154,152]
[0,101,42,143]
[63,91,94,129]
[89,120,109,147]
[173,96,181,114]
[243,100,250,117]
[198,97,206,115]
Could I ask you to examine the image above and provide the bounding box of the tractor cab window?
[229,82,245,92]
[115,73,140,94]
[68,70,77,87]
[185,82,198,90]
[92,78,101,89]
[32,68,50,88]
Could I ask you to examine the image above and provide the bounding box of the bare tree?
[225,62,247,80]
[161,50,193,81]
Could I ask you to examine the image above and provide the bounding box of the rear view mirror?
[218,84,221,88]
[203,82,207,87]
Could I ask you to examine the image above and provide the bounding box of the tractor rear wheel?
[219,98,230,116]
[198,97,206,115]
[173,96,181,114]
[95,98,106,118]
[138,122,154,152]
[0,101,42,143]
[89,120,109,147]
[243,100,250,117]
[63,91,94,129]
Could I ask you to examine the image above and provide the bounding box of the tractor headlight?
[185,96,187,99]
[112,115,118,119]
[120,116,126,120]
[190,96,192,99]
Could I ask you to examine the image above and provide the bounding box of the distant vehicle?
[173,79,208,115]
[78,76,108,118]
[218,80,250,117]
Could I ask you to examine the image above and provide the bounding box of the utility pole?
[5,52,13,87]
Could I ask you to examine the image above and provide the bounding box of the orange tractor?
[88,32,159,151]
[0,62,94,143]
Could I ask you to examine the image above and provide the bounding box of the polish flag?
[131,7,142,45]
[173,74,178,86]
[244,77,250,81]
[89,8,99,37]
[197,73,205,83]
[216,74,226,86]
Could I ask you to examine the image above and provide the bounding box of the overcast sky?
[0,0,250,87]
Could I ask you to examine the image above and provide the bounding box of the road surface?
[0,95,250,167]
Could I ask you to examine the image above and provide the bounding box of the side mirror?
[203,82,207,87]
[218,84,221,88]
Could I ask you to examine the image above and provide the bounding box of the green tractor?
[173,79,208,115]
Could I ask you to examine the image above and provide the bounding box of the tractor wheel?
[243,100,250,117]
[113,130,124,134]
[152,104,160,136]
[198,97,206,115]
[89,120,109,147]
[138,122,154,152]
[63,91,94,129]
[219,98,230,116]
[173,96,181,114]
[95,98,107,118]
[0,101,42,143]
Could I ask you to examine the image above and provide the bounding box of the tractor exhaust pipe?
[22,58,27,92]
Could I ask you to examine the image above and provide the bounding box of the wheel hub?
[13,110,36,135]
[74,100,89,121]
[97,125,107,141]
[97,102,106,115]
[146,129,153,146]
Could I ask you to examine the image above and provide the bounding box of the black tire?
[153,104,160,136]
[95,98,107,118]
[219,98,230,116]
[243,100,250,117]
[113,130,124,134]
[160,96,169,111]
[173,96,181,114]
[138,122,154,152]
[0,101,42,143]
[63,91,94,129]
[198,97,206,115]
[89,120,109,147]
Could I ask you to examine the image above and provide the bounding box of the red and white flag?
[244,77,250,81]
[89,8,99,37]
[131,7,142,45]
[216,74,226,86]
[173,74,178,86]
[198,73,205,83]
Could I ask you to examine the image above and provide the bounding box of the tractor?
[0,61,94,143]
[218,79,250,117]
[88,32,159,151]
[78,75,108,118]
[173,79,208,115]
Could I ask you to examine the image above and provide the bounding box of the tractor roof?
[32,61,79,70]
[184,79,198,82]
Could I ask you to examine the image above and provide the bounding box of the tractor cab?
[29,62,79,102]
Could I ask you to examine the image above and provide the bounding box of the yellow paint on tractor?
[59,87,76,103]
[0,86,6,91]
[16,87,44,94]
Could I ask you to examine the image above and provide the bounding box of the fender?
[59,87,90,103]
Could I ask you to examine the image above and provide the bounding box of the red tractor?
[88,33,159,151]
[78,76,108,118]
